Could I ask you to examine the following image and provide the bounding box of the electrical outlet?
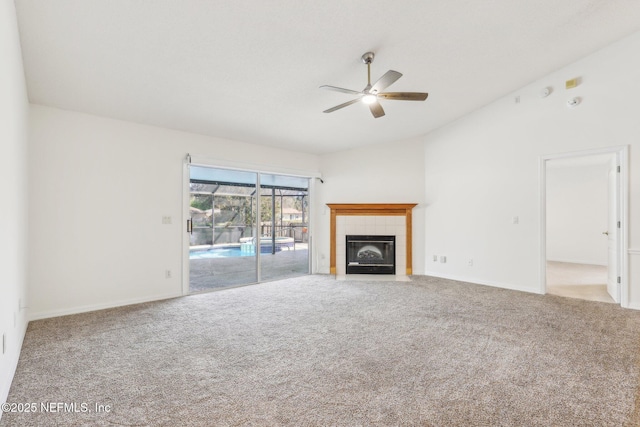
[433,255,438,262]
[165,270,172,279]
[440,256,447,263]
[468,259,474,267]
[162,216,172,225]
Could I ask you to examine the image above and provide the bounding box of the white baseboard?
[421,271,541,295]
[28,292,183,321]
[625,302,640,311]
[546,258,607,267]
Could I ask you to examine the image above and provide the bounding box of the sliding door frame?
[182,154,320,295]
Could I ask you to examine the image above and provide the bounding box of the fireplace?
[346,235,395,275]
[327,204,416,276]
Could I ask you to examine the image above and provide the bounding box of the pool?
[190,245,281,259]
[190,247,246,259]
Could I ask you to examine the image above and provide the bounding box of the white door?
[606,168,620,303]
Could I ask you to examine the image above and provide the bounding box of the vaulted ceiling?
[14,1,640,154]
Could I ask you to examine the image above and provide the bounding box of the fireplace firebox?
[346,235,395,275]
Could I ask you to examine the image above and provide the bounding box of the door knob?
[602,231,609,236]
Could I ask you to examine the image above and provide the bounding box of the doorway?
[540,147,628,306]
[186,165,310,293]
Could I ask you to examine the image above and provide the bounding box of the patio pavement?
[189,243,309,293]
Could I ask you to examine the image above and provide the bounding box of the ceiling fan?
[320,52,428,118]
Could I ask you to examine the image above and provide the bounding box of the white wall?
[28,103,426,318]
[28,105,320,319]
[18,17,640,338]
[315,138,426,275]
[0,0,29,410]
[546,162,609,265]
[422,30,640,307]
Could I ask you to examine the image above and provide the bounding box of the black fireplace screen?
[346,235,395,274]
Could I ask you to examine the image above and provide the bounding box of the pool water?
[190,247,246,259]
[190,245,280,259]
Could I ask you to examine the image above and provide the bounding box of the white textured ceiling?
[14,1,640,154]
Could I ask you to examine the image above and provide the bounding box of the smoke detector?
[567,97,581,107]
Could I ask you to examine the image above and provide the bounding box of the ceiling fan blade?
[377,92,429,101]
[371,70,402,93]
[319,85,362,95]
[323,97,362,113]
[369,101,385,118]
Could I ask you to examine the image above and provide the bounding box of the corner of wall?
[0,0,31,412]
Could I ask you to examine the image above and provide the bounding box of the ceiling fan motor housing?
[361,52,375,64]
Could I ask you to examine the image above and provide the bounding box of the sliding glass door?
[188,167,258,292]
[188,166,309,293]
[259,173,310,282]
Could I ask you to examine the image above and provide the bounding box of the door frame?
[182,154,319,295]
[539,146,629,307]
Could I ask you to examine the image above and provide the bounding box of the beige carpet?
[547,261,614,303]
[2,275,640,426]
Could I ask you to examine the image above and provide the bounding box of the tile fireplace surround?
[326,204,417,276]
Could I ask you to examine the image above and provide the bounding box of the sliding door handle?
[187,219,193,234]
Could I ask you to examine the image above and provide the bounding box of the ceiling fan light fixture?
[320,52,429,118]
[362,94,377,104]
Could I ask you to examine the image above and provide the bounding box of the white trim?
[422,272,540,295]
[28,292,182,321]
[540,145,629,161]
[188,154,322,179]
[256,173,262,281]
[182,159,191,295]
[307,178,316,274]
[628,249,640,255]
[539,145,629,307]
[546,258,608,267]
[539,155,547,295]
[621,147,629,308]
